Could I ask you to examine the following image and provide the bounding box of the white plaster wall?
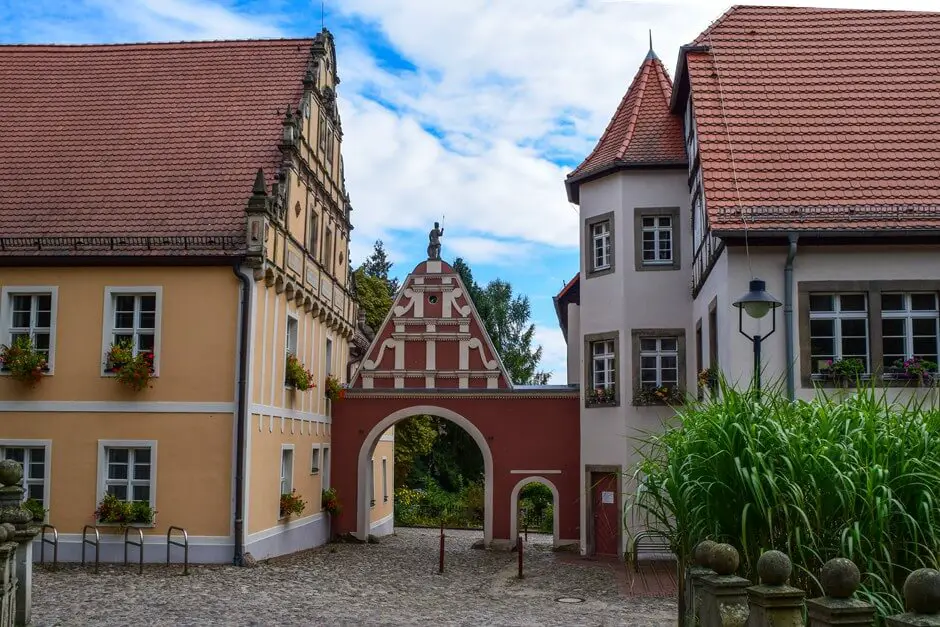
[576,169,692,554]
[691,248,732,371]
[717,244,940,402]
[566,302,580,385]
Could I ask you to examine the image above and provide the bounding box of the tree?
[361,239,399,294]
[452,257,550,385]
[353,268,393,332]
[392,416,437,489]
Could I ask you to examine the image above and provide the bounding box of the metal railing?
[166,526,189,575]
[123,527,144,575]
[40,524,58,571]
[81,525,100,574]
[630,530,671,572]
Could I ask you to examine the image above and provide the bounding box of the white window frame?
[809,293,870,374]
[0,439,52,515]
[881,292,940,373]
[96,440,157,511]
[1,286,59,374]
[639,337,680,387]
[286,313,299,358]
[641,216,673,265]
[592,221,611,271]
[322,446,331,489]
[325,336,334,377]
[101,286,163,376]
[311,444,321,475]
[370,456,375,508]
[381,457,388,503]
[280,444,294,497]
[591,339,616,390]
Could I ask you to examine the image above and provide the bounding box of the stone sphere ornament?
[820,558,861,598]
[0,523,14,538]
[904,568,940,614]
[694,540,717,568]
[0,459,23,487]
[710,543,740,575]
[757,550,792,585]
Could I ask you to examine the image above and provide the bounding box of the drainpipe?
[784,234,799,400]
[232,262,253,565]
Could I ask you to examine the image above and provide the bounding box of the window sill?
[586,267,614,279]
[96,522,156,529]
[383,497,388,503]
[632,400,685,408]
[310,469,320,475]
[585,399,619,409]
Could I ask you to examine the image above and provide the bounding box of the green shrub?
[94,493,155,526]
[394,480,484,528]
[23,498,46,522]
[632,382,940,621]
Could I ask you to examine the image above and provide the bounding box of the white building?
[559,6,940,557]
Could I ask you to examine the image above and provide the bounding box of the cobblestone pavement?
[32,528,676,626]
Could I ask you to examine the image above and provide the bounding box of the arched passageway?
[509,475,560,547]
[357,405,494,544]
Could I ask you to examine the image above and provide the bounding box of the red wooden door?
[591,472,619,556]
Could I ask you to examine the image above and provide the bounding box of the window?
[103,287,161,374]
[583,331,619,407]
[708,298,718,367]
[639,338,679,388]
[584,212,615,277]
[286,315,299,357]
[1,287,57,372]
[381,457,388,503]
[308,210,319,258]
[324,228,334,274]
[808,294,870,374]
[318,112,328,151]
[325,337,333,377]
[634,207,681,271]
[369,457,375,508]
[631,329,687,404]
[592,340,616,390]
[311,445,321,474]
[280,447,294,496]
[592,221,611,271]
[641,216,672,264]
[100,443,154,505]
[0,444,48,506]
[881,293,939,373]
[322,447,330,489]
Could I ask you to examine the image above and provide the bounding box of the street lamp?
[733,279,782,396]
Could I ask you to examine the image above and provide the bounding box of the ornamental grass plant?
[630,379,940,621]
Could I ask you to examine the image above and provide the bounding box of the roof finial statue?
[427,221,444,261]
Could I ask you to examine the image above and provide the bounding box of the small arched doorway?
[357,405,495,545]
[509,476,560,548]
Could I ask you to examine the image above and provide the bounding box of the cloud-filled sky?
[1,0,933,381]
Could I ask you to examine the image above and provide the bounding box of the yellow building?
[0,32,393,563]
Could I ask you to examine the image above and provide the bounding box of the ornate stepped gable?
[349,259,511,390]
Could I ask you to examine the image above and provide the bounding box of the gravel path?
[32,528,676,626]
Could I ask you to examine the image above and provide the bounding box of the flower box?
[0,337,49,386]
[279,489,307,519]
[585,387,617,407]
[106,341,155,391]
[633,385,684,407]
[324,375,345,401]
[94,493,156,527]
[285,355,315,391]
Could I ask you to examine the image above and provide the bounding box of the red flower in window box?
[105,341,155,391]
[0,336,48,386]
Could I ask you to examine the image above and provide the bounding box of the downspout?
[232,262,252,566]
[784,234,799,400]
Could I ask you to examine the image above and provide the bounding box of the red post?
[517,535,523,578]
[438,520,445,574]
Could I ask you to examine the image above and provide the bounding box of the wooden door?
[591,472,619,556]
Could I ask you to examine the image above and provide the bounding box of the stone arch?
[509,476,560,548]
[357,405,494,545]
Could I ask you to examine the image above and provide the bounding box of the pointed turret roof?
[565,50,686,203]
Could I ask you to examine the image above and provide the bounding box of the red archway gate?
[332,258,581,548]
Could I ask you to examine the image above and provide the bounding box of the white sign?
[601,491,614,504]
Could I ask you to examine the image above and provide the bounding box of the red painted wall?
[332,395,581,543]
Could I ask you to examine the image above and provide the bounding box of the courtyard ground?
[32,528,677,626]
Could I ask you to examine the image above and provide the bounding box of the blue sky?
[1,0,930,381]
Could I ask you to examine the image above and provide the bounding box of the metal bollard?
[517,535,524,579]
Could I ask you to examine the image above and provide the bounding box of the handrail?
[166,526,190,575]
[124,527,144,575]
[81,525,100,574]
[40,524,58,571]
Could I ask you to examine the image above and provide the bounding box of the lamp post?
[733,279,782,397]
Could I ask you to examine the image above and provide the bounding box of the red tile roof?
[566,50,687,202]
[0,38,317,256]
[555,272,579,301]
[683,6,940,233]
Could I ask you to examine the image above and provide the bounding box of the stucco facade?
[0,32,375,565]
